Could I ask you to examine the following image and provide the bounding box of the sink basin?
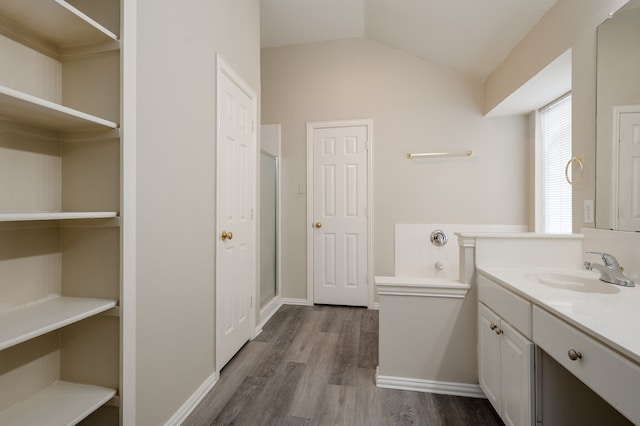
[524,272,620,294]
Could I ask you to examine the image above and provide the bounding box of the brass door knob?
[315,222,322,229]
[221,231,233,241]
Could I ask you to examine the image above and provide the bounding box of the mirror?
[596,0,640,230]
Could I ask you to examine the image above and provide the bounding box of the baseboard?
[164,371,219,426]
[258,295,283,331]
[281,297,309,306]
[375,369,485,399]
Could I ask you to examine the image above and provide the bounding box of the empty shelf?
[0,381,116,426]
[0,85,118,131]
[0,212,118,222]
[0,297,117,351]
[0,0,117,48]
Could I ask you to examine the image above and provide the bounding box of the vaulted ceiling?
[260,0,559,81]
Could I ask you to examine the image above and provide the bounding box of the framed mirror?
[595,0,640,230]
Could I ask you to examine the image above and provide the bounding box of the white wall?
[485,0,629,232]
[135,1,260,424]
[261,38,528,300]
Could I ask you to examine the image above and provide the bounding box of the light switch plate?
[584,200,594,223]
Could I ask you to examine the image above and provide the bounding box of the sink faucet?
[584,252,635,287]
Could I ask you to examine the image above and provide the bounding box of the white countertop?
[477,266,640,365]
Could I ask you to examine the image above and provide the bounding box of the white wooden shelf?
[0,297,117,351]
[0,380,116,426]
[0,85,118,131]
[0,0,117,48]
[0,212,118,222]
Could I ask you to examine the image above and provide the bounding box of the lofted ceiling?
[260,0,559,81]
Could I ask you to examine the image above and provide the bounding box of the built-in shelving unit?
[0,381,116,426]
[0,0,124,423]
[0,297,117,351]
[0,85,118,131]
[0,0,117,51]
[0,212,118,222]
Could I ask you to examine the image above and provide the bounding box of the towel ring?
[565,155,584,186]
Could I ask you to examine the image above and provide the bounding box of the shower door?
[260,152,278,305]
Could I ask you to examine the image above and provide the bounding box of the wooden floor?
[184,305,503,426]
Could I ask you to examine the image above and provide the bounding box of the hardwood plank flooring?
[184,305,503,426]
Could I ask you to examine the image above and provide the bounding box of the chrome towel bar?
[406,151,473,159]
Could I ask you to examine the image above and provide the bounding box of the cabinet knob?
[495,327,503,335]
[221,230,233,241]
[490,323,497,330]
[568,349,582,361]
[314,222,323,229]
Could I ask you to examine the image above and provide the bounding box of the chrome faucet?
[584,252,635,287]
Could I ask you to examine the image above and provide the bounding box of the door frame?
[215,54,258,372]
[306,119,374,309]
[611,104,640,230]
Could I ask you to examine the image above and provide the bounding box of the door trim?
[306,119,374,309]
[215,54,257,372]
[611,104,640,230]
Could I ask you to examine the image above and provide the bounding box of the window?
[539,94,572,233]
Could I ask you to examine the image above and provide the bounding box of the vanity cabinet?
[478,274,534,426]
[0,0,124,424]
[533,306,640,424]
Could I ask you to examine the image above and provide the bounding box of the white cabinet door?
[478,303,502,413]
[501,320,534,426]
[479,302,535,426]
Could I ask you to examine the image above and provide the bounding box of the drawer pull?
[568,349,582,361]
[489,323,503,335]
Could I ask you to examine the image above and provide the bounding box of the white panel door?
[216,62,255,371]
[618,111,640,231]
[312,124,368,306]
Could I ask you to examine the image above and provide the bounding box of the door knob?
[568,349,582,361]
[221,231,233,241]
[314,222,322,229]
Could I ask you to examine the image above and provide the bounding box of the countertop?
[476,266,640,365]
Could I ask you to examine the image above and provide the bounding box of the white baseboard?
[258,295,283,331]
[375,369,485,399]
[281,297,308,306]
[164,371,219,426]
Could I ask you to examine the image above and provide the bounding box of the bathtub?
[373,224,525,397]
[375,274,479,397]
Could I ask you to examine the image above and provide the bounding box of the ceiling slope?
[261,0,559,80]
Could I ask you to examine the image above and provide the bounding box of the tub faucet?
[584,252,635,287]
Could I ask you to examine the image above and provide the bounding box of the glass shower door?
[260,152,277,305]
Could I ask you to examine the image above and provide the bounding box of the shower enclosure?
[260,152,278,305]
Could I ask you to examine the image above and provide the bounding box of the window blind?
[540,94,572,234]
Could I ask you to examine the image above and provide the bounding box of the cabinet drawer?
[477,273,531,338]
[533,306,640,424]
